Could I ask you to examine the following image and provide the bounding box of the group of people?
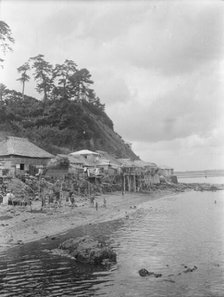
[0,190,32,210]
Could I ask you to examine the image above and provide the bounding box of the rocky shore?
[0,182,223,254]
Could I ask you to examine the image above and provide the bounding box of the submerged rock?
[138,268,150,277]
[59,236,117,266]
[183,265,197,273]
[138,268,162,278]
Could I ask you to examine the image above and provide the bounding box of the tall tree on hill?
[17,62,30,99]
[52,59,77,100]
[29,54,54,101]
[69,68,93,101]
[0,83,7,101]
[0,20,14,66]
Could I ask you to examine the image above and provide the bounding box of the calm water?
[0,191,224,297]
[178,176,224,184]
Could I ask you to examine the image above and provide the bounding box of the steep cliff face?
[0,93,138,159]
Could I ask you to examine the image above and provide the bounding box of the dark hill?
[0,90,138,159]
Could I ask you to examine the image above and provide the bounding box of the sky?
[0,0,224,171]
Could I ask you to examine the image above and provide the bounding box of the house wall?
[159,168,173,176]
[143,173,160,185]
[0,156,51,176]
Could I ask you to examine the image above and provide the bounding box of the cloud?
[109,61,224,143]
[117,1,224,75]
[94,74,131,105]
[132,127,224,170]
[1,0,224,170]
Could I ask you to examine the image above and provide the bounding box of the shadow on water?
[0,219,124,297]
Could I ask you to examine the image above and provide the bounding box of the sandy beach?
[0,188,177,253]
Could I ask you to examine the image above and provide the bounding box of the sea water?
[178,176,224,184]
[0,191,223,297]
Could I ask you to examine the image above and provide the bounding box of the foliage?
[47,156,70,169]
[0,20,14,65]
[18,54,104,110]
[29,54,54,101]
[17,63,30,99]
[0,87,137,159]
[0,83,7,101]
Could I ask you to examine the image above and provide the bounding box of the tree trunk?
[22,81,25,100]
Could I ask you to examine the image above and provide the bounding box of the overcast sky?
[0,0,224,170]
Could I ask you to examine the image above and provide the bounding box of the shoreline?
[0,183,223,254]
[0,189,177,253]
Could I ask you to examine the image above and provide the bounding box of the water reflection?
[0,191,224,297]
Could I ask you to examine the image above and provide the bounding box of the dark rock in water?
[154,273,162,278]
[183,265,198,273]
[139,268,150,277]
[138,269,162,278]
[59,236,117,266]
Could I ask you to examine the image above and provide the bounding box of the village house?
[0,136,54,177]
[96,150,121,175]
[133,160,160,185]
[70,149,99,163]
[117,158,161,192]
[158,165,174,177]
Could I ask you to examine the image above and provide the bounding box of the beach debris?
[58,236,117,266]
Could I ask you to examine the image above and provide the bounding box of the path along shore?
[0,182,222,253]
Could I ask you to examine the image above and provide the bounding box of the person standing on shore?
[103,197,107,208]
[70,193,75,208]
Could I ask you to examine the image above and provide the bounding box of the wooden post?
[134,174,136,192]
[128,175,131,192]
[123,174,126,194]
[88,181,90,198]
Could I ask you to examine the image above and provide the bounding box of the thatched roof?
[67,154,93,167]
[117,158,136,168]
[0,136,53,159]
[96,150,122,168]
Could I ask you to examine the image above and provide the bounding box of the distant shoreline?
[175,170,224,179]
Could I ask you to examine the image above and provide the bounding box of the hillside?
[0,90,138,159]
